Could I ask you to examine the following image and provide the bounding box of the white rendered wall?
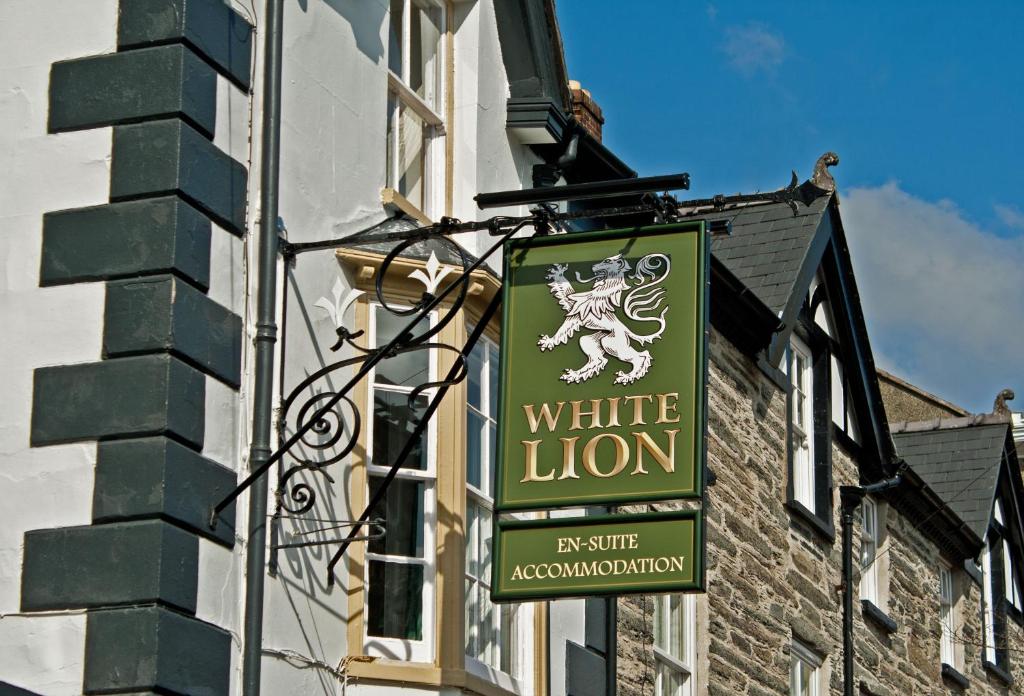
[0,1,117,693]
[257,1,545,694]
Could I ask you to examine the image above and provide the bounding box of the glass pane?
[465,501,480,579]
[487,421,497,496]
[409,0,442,110]
[480,506,493,585]
[388,0,403,75]
[467,340,483,409]
[480,583,495,665]
[397,102,425,209]
[500,604,517,675]
[800,661,813,696]
[368,475,424,557]
[654,596,666,651]
[488,344,499,415]
[367,560,424,640]
[373,390,429,471]
[467,410,485,489]
[374,309,430,387]
[465,577,478,656]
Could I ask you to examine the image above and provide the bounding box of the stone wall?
[616,328,1024,695]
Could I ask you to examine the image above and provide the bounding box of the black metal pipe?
[839,473,901,696]
[840,495,857,696]
[474,173,690,209]
[242,0,285,693]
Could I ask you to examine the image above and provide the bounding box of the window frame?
[362,302,439,663]
[860,497,879,605]
[653,593,696,696]
[938,561,958,669]
[385,0,447,220]
[789,334,815,510]
[789,640,822,696]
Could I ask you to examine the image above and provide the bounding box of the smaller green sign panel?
[492,510,702,601]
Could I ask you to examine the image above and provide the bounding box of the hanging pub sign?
[492,220,709,600]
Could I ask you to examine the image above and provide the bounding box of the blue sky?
[557,1,1023,414]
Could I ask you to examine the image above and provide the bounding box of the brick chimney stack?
[568,79,604,142]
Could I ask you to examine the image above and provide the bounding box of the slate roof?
[697,195,832,316]
[891,419,1010,539]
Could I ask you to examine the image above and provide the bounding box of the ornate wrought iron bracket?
[211,169,832,586]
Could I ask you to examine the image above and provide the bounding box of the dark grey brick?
[111,119,247,234]
[49,44,216,138]
[41,197,211,290]
[21,520,197,613]
[94,437,236,546]
[105,275,242,386]
[84,606,230,695]
[31,354,205,449]
[118,0,254,90]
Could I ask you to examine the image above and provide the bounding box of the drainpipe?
[243,0,284,694]
[838,473,902,696]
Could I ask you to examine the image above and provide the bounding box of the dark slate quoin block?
[110,119,248,234]
[31,354,205,449]
[118,0,254,90]
[40,197,211,290]
[21,520,198,613]
[84,606,230,695]
[94,437,237,546]
[104,275,242,387]
[49,44,217,138]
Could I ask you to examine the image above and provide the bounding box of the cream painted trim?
[345,660,524,696]
[387,70,445,129]
[381,187,433,226]
[534,601,548,696]
[346,299,371,656]
[336,246,502,314]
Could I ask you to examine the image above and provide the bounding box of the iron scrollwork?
[210,171,833,585]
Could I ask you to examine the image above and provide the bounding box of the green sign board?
[492,510,703,600]
[495,222,708,511]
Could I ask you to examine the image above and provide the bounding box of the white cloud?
[994,203,1024,230]
[721,23,785,76]
[842,182,1024,413]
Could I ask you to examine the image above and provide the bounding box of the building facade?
[1,2,1022,696]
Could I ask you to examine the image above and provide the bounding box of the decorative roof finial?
[810,152,839,192]
[993,388,1015,418]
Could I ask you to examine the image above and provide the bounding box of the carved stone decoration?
[993,388,1015,418]
[810,151,840,192]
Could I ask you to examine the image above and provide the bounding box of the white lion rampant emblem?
[537,252,670,385]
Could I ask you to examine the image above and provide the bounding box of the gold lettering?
[631,429,679,475]
[582,433,629,478]
[627,534,639,549]
[519,439,555,482]
[511,565,524,580]
[558,436,580,480]
[570,399,604,431]
[522,402,564,434]
[624,394,654,425]
[656,392,681,424]
[606,397,622,427]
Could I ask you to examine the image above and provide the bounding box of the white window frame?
[860,498,879,605]
[363,303,438,663]
[386,0,446,219]
[789,640,822,696]
[789,336,815,511]
[939,562,956,668]
[653,594,696,696]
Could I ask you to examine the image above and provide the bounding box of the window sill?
[941,663,970,690]
[860,600,897,634]
[984,659,1014,686]
[786,499,835,542]
[345,659,523,696]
